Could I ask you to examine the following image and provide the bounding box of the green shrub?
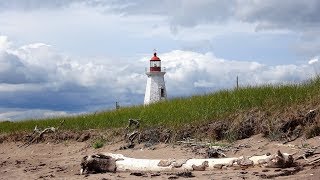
[92,138,106,149]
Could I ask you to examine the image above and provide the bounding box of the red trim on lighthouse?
[151,53,161,61]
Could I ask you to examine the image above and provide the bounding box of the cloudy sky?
[0,0,320,121]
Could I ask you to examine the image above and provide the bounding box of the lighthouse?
[144,52,167,105]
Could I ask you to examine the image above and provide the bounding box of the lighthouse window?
[160,88,165,97]
[151,61,161,67]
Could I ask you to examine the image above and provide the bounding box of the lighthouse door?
[160,88,165,97]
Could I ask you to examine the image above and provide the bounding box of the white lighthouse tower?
[144,52,167,105]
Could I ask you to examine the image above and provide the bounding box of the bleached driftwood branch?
[121,119,141,149]
[21,126,56,147]
[20,120,65,148]
[80,150,295,174]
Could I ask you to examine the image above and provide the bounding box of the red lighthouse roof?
[151,52,161,61]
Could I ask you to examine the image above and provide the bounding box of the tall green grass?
[1,78,320,134]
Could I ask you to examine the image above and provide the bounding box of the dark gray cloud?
[236,0,320,30]
[0,0,82,11]
[1,0,319,32]
[100,0,320,57]
[94,0,320,32]
[97,0,235,27]
[167,0,235,27]
[0,51,27,84]
[0,51,49,84]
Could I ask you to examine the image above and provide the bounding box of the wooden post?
[116,102,120,110]
[236,75,239,89]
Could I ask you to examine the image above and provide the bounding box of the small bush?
[92,138,105,149]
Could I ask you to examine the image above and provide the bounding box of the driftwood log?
[80,150,295,174]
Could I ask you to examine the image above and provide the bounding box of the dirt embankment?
[2,105,320,145]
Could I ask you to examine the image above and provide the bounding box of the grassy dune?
[1,78,320,134]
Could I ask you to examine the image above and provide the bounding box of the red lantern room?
[150,52,161,72]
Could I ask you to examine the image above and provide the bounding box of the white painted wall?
[144,71,167,105]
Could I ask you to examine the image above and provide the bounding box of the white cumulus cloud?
[309,56,319,65]
[0,36,317,120]
[0,36,12,50]
[160,50,313,96]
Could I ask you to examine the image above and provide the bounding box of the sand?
[1,134,320,180]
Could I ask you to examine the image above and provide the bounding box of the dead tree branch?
[20,120,65,148]
[121,119,141,149]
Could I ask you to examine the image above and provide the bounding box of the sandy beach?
[1,134,320,180]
